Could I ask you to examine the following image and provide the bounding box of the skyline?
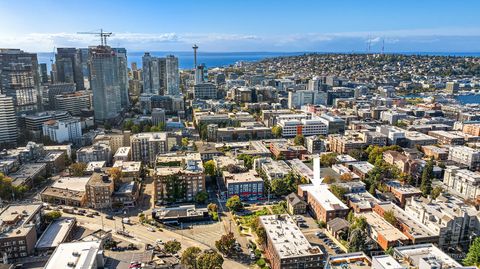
[1,0,480,52]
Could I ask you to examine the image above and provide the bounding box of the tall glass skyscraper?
[0,94,17,146]
[142,53,179,96]
[55,48,84,90]
[113,48,129,107]
[88,46,122,124]
[0,49,42,114]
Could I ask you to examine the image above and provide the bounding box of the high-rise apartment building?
[142,53,179,96]
[113,48,129,107]
[0,49,42,114]
[0,94,17,146]
[55,48,84,90]
[88,46,123,124]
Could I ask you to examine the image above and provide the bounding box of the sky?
[1,0,480,52]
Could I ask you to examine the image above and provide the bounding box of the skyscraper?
[113,48,129,107]
[142,53,179,96]
[0,94,17,146]
[55,48,84,90]
[39,63,49,84]
[0,49,42,114]
[88,46,122,124]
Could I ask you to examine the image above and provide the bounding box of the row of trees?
[181,247,224,269]
[0,173,28,200]
[123,119,166,133]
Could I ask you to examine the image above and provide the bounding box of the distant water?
[37,51,480,71]
[37,51,306,70]
[403,94,480,104]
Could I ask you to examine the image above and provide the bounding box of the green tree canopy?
[464,237,480,267]
[195,191,209,204]
[181,246,202,269]
[164,240,181,254]
[70,162,87,177]
[226,195,243,212]
[421,159,434,196]
[293,134,305,146]
[196,251,224,269]
[215,232,236,257]
[204,160,216,177]
[272,125,282,138]
[44,210,62,222]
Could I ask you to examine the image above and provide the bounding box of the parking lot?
[304,230,345,256]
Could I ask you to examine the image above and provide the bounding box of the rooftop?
[85,161,106,172]
[299,184,348,211]
[0,204,43,238]
[259,214,323,259]
[394,244,462,269]
[326,252,371,269]
[113,161,141,173]
[359,212,409,242]
[44,240,102,269]
[36,218,76,249]
[52,176,91,192]
[224,170,263,184]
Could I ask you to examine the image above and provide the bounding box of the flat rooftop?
[371,255,405,269]
[300,184,348,211]
[259,214,323,259]
[114,146,130,157]
[36,218,76,249]
[359,212,408,242]
[85,161,106,172]
[52,176,91,192]
[0,204,43,238]
[44,240,102,269]
[385,181,422,195]
[394,244,461,269]
[224,170,263,184]
[113,161,141,173]
[327,252,371,269]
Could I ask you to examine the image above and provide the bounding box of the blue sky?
[1,0,479,52]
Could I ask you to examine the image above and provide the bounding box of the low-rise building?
[259,214,324,269]
[428,130,465,145]
[278,118,328,138]
[76,141,112,164]
[85,173,115,209]
[113,146,131,162]
[285,192,307,215]
[404,195,480,248]
[328,133,366,154]
[305,135,326,154]
[40,176,90,207]
[255,157,290,182]
[113,181,140,207]
[43,240,104,269]
[422,145,449,160]
[405,131,437,148]
[9,163,47,189]
[298,184,349,222]
[112,161,142,180]
[385,180,422,207]
[393,244,468,269]
[42,118,82,144]
[448,145,480,171]
[347,161,374,179]
[325,252,371,269]
[152,204,210,224]
[154,153,205,204]
[270,141,308,160]
[35,217,76,253]
[443,166,480,200]
[357,211,409,250]
[0,204,44,262]
[223,169,264,200]
[373,202,438,245]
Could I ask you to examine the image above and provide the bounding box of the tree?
[204,160,216,177]
[320,153,338,167]
[226,195,243,212]
[158,122,166,131]
[104,123,112,131]
[256,227,267,245]
[270,178,290,196]
[131,125,140,134]
[123,120,134,130]
[272,125,282,138]
[340,173,353,181]
[464,237,480,267]
[196,251,224,269]
[181,246,202,269]
[421,159,434,196]
[70,162,87,176]
[293,134,305,146]
[164,240,181,254]
[150,125,161,132]
[431,186,443,199]
[44,210,62,222]
[384,210,398,227]
[107,167,122,184]
[237,154,256,169]
[322,175,335,184]
[330,185,348,202]
[351,216,367,230]
[195,191,209,204]
[207,203,218,213]
[215,232,236,257]
[348,228,368,252]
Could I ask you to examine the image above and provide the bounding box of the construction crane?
[77,29,113,46]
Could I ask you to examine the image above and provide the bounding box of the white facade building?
[278,118,327,137]
[443,166,480,200]
[42,118,82,144]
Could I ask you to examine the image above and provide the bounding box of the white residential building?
[404,195,480,248]
[448,145,480,171]
[42,118,82,144]
[278,117,327,137]
[443,166,480,200]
